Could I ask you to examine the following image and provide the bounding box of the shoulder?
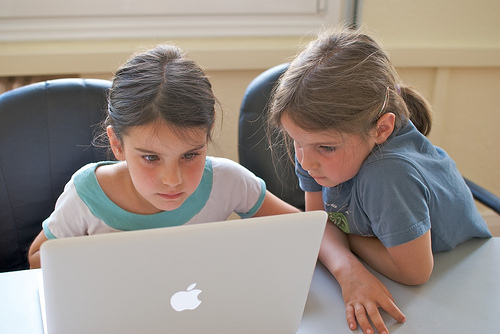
[357,155,431,207]
[43,178,101,238]
[93,161,127,192]
[209,156,265,193]
[209,156,243,169]
[362,123,432,184]
[208,156,265,188]
[209,156,257,178]
[205,157,266,218]
[72,161,126,211]
[74,161,121,184]
[361,155,424,183]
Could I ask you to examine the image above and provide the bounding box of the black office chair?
[0,78,112,272]
[239,64,304,210]
[238,63,500,215]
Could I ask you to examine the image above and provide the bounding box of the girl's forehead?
[125,122,208,148]
[281,114,344,143]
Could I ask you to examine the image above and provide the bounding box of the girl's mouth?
[158,193,182,200]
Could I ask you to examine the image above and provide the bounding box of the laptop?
[39,210,327,334]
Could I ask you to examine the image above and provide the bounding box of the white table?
[1,238,499,333]
[298,237,500,333]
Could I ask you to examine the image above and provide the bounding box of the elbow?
[397,263,434,286]
[28,245,42,269]
[28,252,41,269]
[400,272,431,286]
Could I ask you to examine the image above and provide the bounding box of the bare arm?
[306,191,405,334]
[28,231,49,269]
[253,190,301,217]
[348,230,434,285]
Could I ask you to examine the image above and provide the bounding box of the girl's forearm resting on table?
[348,231,434,285]
[319,222,406,334]
[318,222,360,280]
[304,191,405,333]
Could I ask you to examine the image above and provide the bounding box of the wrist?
[319,251,368,284]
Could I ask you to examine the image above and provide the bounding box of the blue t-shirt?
[296,121,491,253]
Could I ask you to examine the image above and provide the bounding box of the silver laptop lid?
[40,211,327,334]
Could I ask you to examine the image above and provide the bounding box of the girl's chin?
[314,178,339,188]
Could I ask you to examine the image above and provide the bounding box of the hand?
[305,191,406,333]
[340,267,406,334]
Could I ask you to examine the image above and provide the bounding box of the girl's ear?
[107,126,125,161]
[374,113,395,145]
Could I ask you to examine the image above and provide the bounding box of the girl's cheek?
[293,143,302,160]
[295,149,303,164]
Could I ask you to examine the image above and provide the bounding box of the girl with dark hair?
[29,44,298,268]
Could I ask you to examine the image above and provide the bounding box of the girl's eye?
[143,155,159,162]
[320,146,336,153]
[183,152,199,160]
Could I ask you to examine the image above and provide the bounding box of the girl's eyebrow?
[305,139,343,147]
[184,143,207,152]
[317,141,341,146]
[134,147,160,154]
[134,143,207,154]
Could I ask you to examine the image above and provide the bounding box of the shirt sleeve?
[357,158,431,248]
[42,166,100,239]
[210,158,266,218]
[42,179,91,238]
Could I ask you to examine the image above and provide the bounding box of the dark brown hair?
[105,44,217,144]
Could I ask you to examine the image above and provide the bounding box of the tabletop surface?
[1,237,499,334]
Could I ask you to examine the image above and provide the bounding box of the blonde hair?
[269,26,432,138]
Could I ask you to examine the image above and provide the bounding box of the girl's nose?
[299,149,319,171]
[161,165,182,186]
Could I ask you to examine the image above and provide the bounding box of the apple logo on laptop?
[170,283,202,312]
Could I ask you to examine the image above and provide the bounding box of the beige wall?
[0,0,498,231]
[361,0,500,233]
[360,0,500,49]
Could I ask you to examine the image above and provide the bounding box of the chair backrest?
[0,78,112,272]
[238,64,304,210]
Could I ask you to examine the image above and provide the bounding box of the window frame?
[0,0,352,42]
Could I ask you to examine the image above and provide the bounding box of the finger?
[345,304,358,331]
[354,304,375,334]
[365,305,389,334]
[379,298,407,323]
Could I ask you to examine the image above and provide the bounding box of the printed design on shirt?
[328,212,350,234]
[325,202,351,233]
